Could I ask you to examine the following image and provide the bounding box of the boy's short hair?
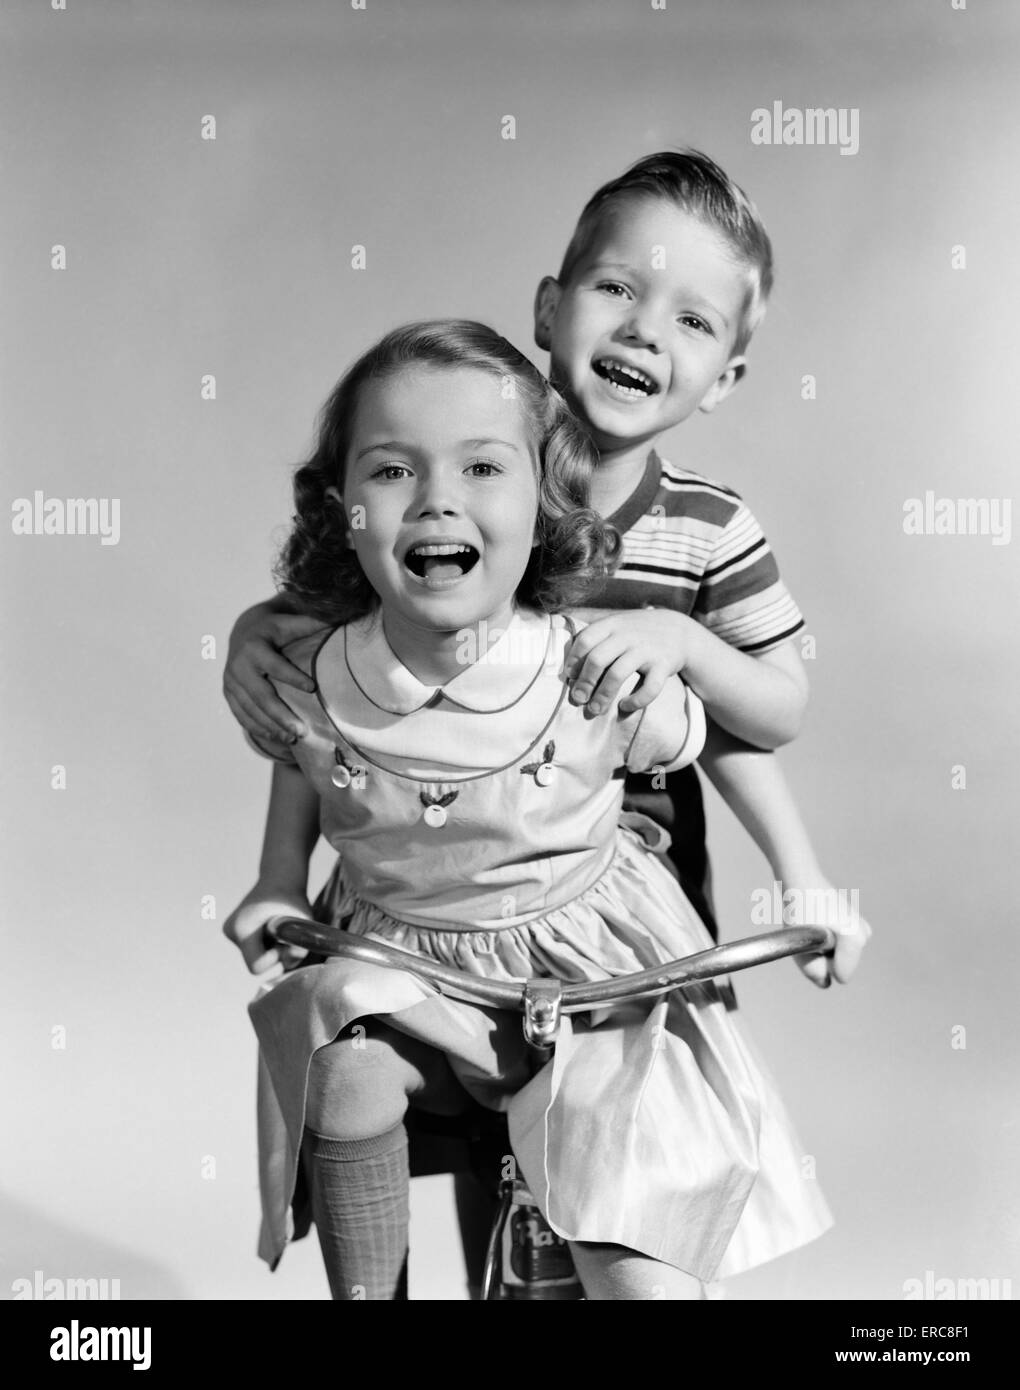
[557,149,774,354]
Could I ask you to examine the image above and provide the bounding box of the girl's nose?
[415,471,463,517]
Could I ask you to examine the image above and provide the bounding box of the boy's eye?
[596,281,630,298]
[679,314,712,335]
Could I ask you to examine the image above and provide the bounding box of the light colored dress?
[247,605,832,1279]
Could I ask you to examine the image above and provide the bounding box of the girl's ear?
[325,485,354,545]
[530,497,543,550]
[533,276,562,352]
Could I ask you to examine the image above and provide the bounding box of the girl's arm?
[222,762,322,976]
[697,724,871,986]
[223,596,329,745]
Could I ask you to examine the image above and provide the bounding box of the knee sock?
[304,1123,410,1301]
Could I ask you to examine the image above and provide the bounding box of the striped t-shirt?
[598,450,804,948]
[596,451,804,653]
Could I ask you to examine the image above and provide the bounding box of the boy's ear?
[533,276,562,352]
[698,356,746,415]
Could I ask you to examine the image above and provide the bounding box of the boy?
[225,151,869,987]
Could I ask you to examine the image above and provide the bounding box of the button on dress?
[247,607,832,1279]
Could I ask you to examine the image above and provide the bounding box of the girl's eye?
[467,459,502,477]
[373,463,411,480]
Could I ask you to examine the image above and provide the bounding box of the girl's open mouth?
[592,358,659,399]
[403,542,480,586]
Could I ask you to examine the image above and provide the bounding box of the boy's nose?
[622,308,663,350]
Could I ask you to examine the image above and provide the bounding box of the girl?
[224,319,833,1300]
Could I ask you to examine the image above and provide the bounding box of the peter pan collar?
[334,608,561,715]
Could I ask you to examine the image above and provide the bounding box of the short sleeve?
[622,677,706,774]
[244,729,299,765]
[694,500,804,654]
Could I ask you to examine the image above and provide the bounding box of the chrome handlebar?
[264,917,835,1048]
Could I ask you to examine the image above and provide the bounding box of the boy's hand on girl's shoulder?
[222,883,315,978]
[781,877,873,989]
[224,605,326,745]
[563,608,698,716]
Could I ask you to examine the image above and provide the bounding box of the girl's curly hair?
[275,319,621,624]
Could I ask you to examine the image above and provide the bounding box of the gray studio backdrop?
[3,0,1017,1300]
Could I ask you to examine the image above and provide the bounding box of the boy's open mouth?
[592,358,659,399]
[403,541,480,584]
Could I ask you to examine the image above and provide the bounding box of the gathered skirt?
[249,818,833,1280]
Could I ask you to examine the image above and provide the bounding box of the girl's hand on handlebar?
[223,602,327,744]
[223,882,314,977]
[781,878,872,989]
